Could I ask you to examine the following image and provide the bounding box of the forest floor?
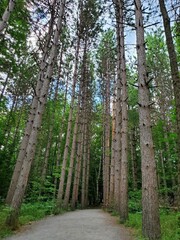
[4,209,134,240]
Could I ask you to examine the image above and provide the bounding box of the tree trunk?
[40,49,63,193]
[56,36,80,207]
[160,149,168,201]
[81,121,87,208]
[130,128,138,190]
[0,0,16,34]
[104,60,111,207]
[63,104,81,208]
[71,123,84,209]
[135,0,161,239]
[109,86,116,207]
[54,72,69,196]
[0,73,9,102]
[6,0,66,228]
[85,139,90,206]
[5,5,56,205]
[159,0,180,209]
[118,0,128,223]
[114,0,122,212]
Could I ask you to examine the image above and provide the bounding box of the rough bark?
[130,128,138,190]
[71,122,83,209]
[54,72,69,196]
[85,139,90,206]
[6,0,66,228]
[81,121,87,208]
[109,87,116,206]
[114,0,122,212]
[104,60,111,207]
[56,36,80,207]
[118,0,128,223]
[63,104,81,208]
[159,0,180,209]
[5,6,56,205]
[135,0,161,239]
[40,49,63,193]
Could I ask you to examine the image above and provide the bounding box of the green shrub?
[128,190,142,213]
[0,201,56,238]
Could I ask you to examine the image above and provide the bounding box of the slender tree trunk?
[81,121,87,208]
[130,128,138,190]
[159,149,168,201]
[118,0,128,223]
[56,36,81,207]
[71,123,84,209]
[81,56,89,208]
[63,104,81,208]
[5,6,56,205]
[0,0,16,34]
[85,139,90,206]
[102,98,106,206]
[54,73,69,196]
[40,49,63,193]
[0,73,9,102]
[164,128,176,188]
[159,0,180,209]
[135,0,161,238]
[96,156,102,204]
[104,60,111,207]
[6,0,66,228]
[114,0,122,212]
[109,87,116,206]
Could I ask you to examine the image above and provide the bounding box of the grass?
[1,201,179,239]
[0,201,58,239]
[124,210,180,240]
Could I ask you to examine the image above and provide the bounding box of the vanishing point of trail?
[5,209,133,240]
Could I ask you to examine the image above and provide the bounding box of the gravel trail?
[5,209,133,240]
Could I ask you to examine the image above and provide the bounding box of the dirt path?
[5,209,134,240]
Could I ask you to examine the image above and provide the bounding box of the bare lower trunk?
[5,6,56,205]
[56,36,80,206]
[104,61,111,207]
[85,140,90,206]
[109,90,116,206]
[114,0,122,211]
[40,52,63,193]
[135,0,161,239]
[159,0,180,209]
[118,0,128,223]
[160,149,168,201]
[96,156,102,204]
[71,124,84,209]
[81,122,87,208]
[6,0,65,228]
[130,128,138,190]
[54,73,69,196]
[63,105,81,208]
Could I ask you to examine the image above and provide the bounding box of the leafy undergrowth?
[0,201,64,239]
[125,210,180,240]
